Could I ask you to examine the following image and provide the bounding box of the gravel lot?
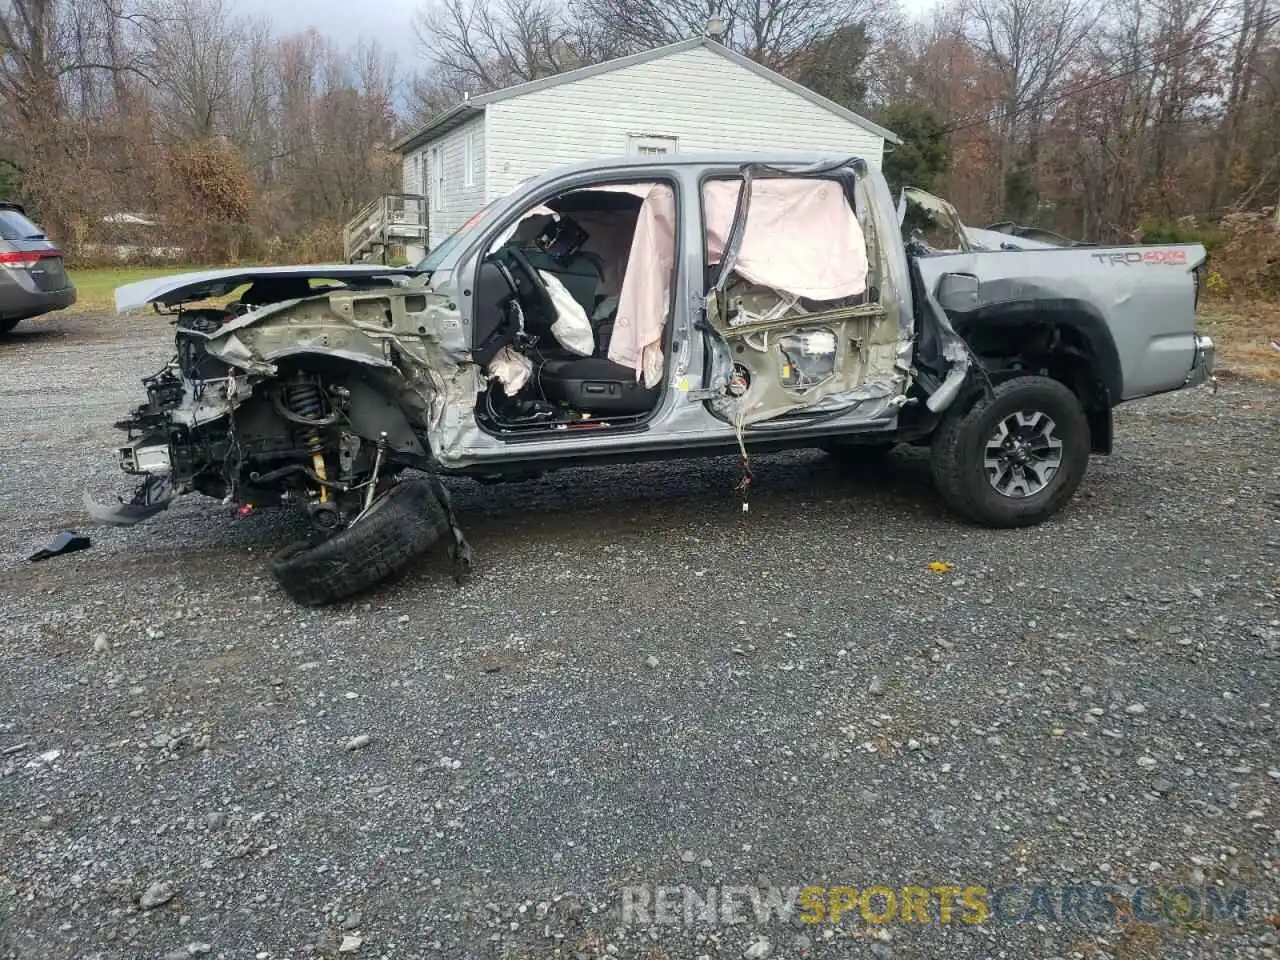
[0,311,1277,960]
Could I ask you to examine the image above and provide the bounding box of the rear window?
[0,209,46,241]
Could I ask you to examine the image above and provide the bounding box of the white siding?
[401,150,424,195]
[486,46,884,197]
[404,114,487,246]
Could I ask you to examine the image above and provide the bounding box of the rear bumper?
[0,273,76,321]
[1185,334,1215,387]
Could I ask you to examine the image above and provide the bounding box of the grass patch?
[66,265,351,314]
[1199,300,1280,381]
[66,265,217,312]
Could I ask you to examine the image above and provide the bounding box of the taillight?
[0,249,61,266]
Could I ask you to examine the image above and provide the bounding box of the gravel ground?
[0,311,1277,960]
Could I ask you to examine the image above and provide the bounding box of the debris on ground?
[28,530,90,561]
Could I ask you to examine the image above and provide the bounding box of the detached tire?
[270,479,450,606]
[930,375,1091,528]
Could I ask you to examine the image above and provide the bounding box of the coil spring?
[286,381,325,451]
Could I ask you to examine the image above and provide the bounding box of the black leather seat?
[536,355,660,415]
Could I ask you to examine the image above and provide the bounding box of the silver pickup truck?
[101,152,1213,604]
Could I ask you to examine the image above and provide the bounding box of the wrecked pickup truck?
[99,153,1214,605]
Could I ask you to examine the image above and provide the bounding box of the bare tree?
[570,0,890,71]
[404,69,457,124]
[961,0,1098,210]
[145,0,249,139]
[409,0,894,130]
[272,32,400,230]
[569,0,726,57]
[413,0,597,96]
[1212,0,1273,207]
[0,0,156,235]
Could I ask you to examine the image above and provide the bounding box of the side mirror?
[935,273,980,312]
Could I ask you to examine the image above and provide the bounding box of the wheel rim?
[983,409,1063,498]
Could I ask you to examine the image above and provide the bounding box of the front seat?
[536,355,660,416]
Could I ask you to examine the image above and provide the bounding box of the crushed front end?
[92,269,473,536]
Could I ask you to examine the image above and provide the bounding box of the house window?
[431,146,444,211]
[464,131,477,188]
[628,134,678,156]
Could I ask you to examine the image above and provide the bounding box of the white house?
[393,36,900,250]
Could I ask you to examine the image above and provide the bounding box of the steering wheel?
[502,245,557,323]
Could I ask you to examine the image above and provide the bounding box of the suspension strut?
[285,377,330,503]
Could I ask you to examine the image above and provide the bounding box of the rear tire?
[930,375,1090,527]
[269,478,450,606]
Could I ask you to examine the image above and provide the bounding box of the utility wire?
[941,9,1280,134]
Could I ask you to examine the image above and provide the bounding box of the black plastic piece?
[536,356,661,416]
[29,531,91,562]
[534,216,589,263]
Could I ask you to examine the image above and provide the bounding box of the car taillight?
[0,249,61,266]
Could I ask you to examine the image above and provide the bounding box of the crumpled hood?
[963,226,1060,251]
[114,264,420,312]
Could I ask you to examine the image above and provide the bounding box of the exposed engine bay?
[94,267,477,605]
[110,321,396,530]
[94,271,460,539]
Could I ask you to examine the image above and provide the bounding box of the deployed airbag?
[487,345,533,395]
[607,184,676,388]
[704,179,868,300]
[541,270,594,357]
[607,177,869,387]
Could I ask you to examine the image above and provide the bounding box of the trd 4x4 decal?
[1091,249,1188,266]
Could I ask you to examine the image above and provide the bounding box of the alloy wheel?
[983,409,1063,498]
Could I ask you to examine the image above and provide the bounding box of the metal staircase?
[342,194,428,263]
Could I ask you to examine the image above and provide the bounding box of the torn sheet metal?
[83,474,178,526]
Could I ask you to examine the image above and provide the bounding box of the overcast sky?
[225,0,939,81]
[225,0,425,69]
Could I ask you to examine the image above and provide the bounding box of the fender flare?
[945,298,1124,404]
